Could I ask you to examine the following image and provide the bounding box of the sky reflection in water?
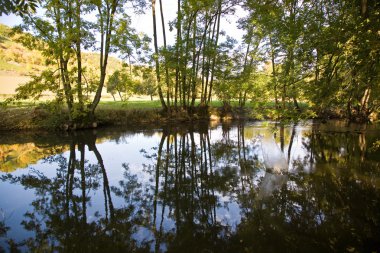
[1,121,380,253]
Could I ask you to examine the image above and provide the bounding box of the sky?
[0,1,245,58]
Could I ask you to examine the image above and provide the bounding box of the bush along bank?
[0,105,250,131]
[0,102,376,131]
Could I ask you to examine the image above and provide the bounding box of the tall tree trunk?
[240,35,252,108]
[79,143,86,223]
[91,3,126,118]
[207,1,222,104]
[181,13,195,109]
[175,0,181,109]
[90,142,114,221]
[269,36,278,108]
[55,6,73,122]
[361,0,367,17]
[198,14,212,105]
[360,87,371,117]
[117,89,123,101]
[190,13,197,108]
[75,0,83,112]
[152,0,167,111]
[61,59,74,121]
[203,15,217,103]
[153,134,166,225]
[287,123,297,164]
[159,0,171,111]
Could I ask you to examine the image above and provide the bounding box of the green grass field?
[98,100,258,110]
[3,99,309,110]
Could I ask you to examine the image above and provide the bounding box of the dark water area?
[1,120,380,253]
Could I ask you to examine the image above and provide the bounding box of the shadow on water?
[0,121,380,252]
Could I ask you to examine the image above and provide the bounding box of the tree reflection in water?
[1,131,146,252]
[0,122,379,252]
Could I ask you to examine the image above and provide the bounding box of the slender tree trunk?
[55,6,73,121]
[153,134,166,225]
[159,0,171,111]
[91,3,122,118]
[190,13,197,108]
[79,143,86,223]
[280,124,285,152]
[360,87,371,116]
[61,59,74,121]
[287,123,297,164]
[269,36,278,108]
[240,35,252,108]
[75,0,83,112]
[90,142,114,221]
[361,0,367,17]
[193,16,211,107]
[175,0,181,109]
[152,0,167,111]
[181,13,195,109]
[207,1,222,104]
[202,16,214,105]
[198,14,212,105]
[117,89,123,101]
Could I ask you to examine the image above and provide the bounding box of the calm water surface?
[1,121,380,252]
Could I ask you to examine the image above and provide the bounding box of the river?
[1,120,380,252]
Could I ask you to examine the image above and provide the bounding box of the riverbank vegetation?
[0,0,379,129]
[0,100,313,130]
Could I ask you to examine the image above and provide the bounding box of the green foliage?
[370,140,380,152]
[33,100,67,128]
[5,0,150,125]
[11,69,61,101]
[2,0,379,124]
[107,69,134,101]
[0,0,38,16]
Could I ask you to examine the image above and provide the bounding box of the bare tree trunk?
[90,3,119,118]
[207,1,222,104]
[175,0,181,109]
[190,13,197,108]
[79,143,86,223]
[55,6,73,122]
[153,134,166,225]
[90,142,114,221]
[198,14,213,105]
[269,36,278,108]
[360,87,371,117]
[361,0,367,16]
[159,0,171,111]
[117,89,123,101]
[181,13,195,109]
[152,0,167,111]
[203,16,216,104]
[75,0,83,112]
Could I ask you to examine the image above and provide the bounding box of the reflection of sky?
[0,158,60,251]
[1,121,378,250]
[0,123,286,248]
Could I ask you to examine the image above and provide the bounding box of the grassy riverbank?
[0,100,317,131]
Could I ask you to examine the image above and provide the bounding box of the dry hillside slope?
[0,23,122,98]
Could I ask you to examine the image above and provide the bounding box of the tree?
[11,0,147,126]
[0,0,38,16]
[151,0,167,110]
[107,69,134,101]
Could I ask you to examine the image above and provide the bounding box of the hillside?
[0,23,123,97]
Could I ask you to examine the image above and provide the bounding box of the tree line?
[5,0,380,123]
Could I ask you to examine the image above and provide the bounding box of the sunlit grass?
[99,100,162,110]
